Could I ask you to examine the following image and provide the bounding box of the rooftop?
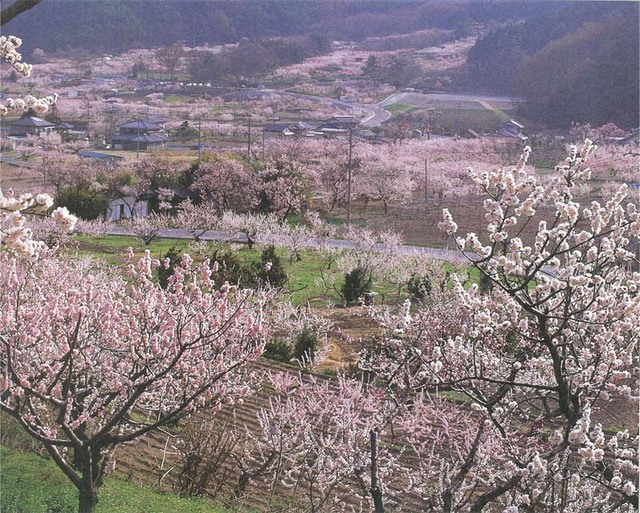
[11,116,56,127]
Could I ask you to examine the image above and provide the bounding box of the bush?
[157,246,182,289]
[55,185,108,221]
[254,245,288,288]
[407,273,433,303]
[294,325,318,364]
[210,249,254,288]
[264,339,293,363]
[342,266,372,305]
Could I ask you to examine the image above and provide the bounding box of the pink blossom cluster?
[240,372,399,511]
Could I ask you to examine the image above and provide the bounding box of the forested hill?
[467,2,639,128]
[5,0,564,56]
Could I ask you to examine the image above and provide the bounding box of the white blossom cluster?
[0,35,58,116]
[0,93,59,117]
[1,189,77,258]
[425,141,638,511]
[0,35,32,77]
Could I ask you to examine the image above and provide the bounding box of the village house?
[311,115,361,138]
[262,123,295,139]
[9,116,56,136]
[141,115,170,129]
[111,119,169,151]
[106,196,149,221]
[492,119,529,144]
[322,115,360,129]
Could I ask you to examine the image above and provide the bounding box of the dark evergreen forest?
[466,2,639,128]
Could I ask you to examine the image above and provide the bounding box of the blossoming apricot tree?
[0,251,270,513]
[0,34,58,116]
[362,141,638,512]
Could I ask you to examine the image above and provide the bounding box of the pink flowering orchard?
[0,251,270,513]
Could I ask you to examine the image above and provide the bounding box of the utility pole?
[198,118,202,161]
[136,120,140,159]
[346,126,353,229]
[247,117,252,160]
[424,153,429,205]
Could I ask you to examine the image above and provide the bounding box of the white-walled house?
[106,196,149,221]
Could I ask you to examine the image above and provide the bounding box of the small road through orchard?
[108,225,472,264]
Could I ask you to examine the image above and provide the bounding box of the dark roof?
[79,150,123,160]
[290,122,314,130]
[263,123,293,133]
[142,115,169,125]
[314,124,349,134]
[502,119,524,129]
[11,116,55,127]
[325,116,359,125]
[118,120,163,131]
[112,133,168,143]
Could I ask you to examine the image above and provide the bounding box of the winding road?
[271,89,516,128]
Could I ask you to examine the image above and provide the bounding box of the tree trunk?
[77,479,99,513]
[370,429,385,513]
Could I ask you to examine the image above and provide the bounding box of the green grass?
[71,230,486,307]
[72,234,192,266]
[384,103,415,114]
[0,446,230,513]
[437,108,506,135]
[71,235,436,307]
[164,94,193,103]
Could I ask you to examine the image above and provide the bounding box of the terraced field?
[114,358,432,512]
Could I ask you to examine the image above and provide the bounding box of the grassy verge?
[0,446,231,513]
[384,103,415,114]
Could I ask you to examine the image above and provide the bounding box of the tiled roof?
[118,120,163,131]
[11,116,55,127]
[112,133,168,143]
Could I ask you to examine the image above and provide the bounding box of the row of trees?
[25,133,639,239]
[187,34,332,83]
[31,138,521,223]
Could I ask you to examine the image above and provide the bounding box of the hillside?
[466,2,639,128]
[5,0,562,56]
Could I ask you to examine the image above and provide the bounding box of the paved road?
[272,90,516,128]
[108,226,471,264]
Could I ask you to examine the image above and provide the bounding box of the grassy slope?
[71,234,417,306]
[0,447,231,513]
